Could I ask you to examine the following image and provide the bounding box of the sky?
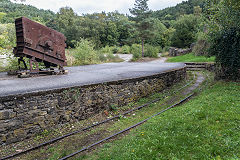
[11,0,185,15]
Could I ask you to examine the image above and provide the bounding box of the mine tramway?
[0,17,212,160]
[10,17,68,78]
[0,71,210,160]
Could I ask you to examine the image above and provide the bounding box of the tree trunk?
[142,39,144,57]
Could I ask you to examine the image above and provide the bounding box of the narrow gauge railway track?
[60,72,209,160]
[60,94,195,160]
[1,72,199,160]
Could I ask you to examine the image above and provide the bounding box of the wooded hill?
[152,0,206,20]
[0,0,204,24]
[0,0,55,24]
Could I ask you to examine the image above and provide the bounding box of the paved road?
[0,62,185,97]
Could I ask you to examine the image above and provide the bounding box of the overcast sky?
[11,0,185,15]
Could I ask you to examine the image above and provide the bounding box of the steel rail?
[59,93,195,160]
[0,72,196,160]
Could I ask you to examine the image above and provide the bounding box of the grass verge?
[11,72,195,160]
[167,53,215,63]
[81,81,240,160]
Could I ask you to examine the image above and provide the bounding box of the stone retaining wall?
[0,67,186,145]
[169,47,192,57]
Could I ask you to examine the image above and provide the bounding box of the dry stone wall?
[169,47,192,57]
[0,67,186,145]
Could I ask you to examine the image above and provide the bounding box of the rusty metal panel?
[14,17,67,67]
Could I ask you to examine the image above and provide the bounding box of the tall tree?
[55,7,79,47]
[207,0,240,80]
[129,0,154,57]
[171,14,199,48]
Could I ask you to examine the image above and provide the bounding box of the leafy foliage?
[152,0,206,22]
[121,45,131,54]
[206,0,240,80]
[144,44,159,58]
[72,39,99,65]
[206,0,240,34]
[68,39,123,66]
[145,19,167,47]
[55,7,79,47]
[193,31,210,56]
[130,44,142,60]
[0,0,55,24]
[0,23,15,49]
[208,28,240,80]
[171,14,199,48]
[129,0,154,57]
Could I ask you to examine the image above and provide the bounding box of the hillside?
[0,0,56,24]
[0,0,206,24]
[152,0,205,27]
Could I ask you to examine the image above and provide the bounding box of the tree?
[171,14,199,48]
[207,0,240,80]
[206,0,240,33]
[106,12,135,46]
[55,7,80,47]
[146,18,167,47]
[129,0,154,57]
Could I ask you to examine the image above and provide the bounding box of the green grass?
[167,53,215,62]
[19,72,195,160]
[83,81,240,160]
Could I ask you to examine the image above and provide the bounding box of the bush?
[171,14,199,48]
[209,27,240,80]
[121,45,131,54]
[144,44,159,58]
[0,23,16,48]
[112,46,120,54]
[130,44,142,60]
[162,46,170,53]
[193,32,210,56]
[100,45,113,54]
[0,48,18,71]
[72,39,99,65]
[99,46,117,62]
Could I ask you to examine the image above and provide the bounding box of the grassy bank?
[167,53,215,62]
[84,81,240,159]
[10,72,194,160]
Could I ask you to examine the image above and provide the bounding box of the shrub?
[100,45,113,54]
[98,46,123,63]
[130,44,142,60]
[193,32,210,56]
[144,44,159,58]
[121,45,131,54]
[72,39,99,65]
[209,27,240,80]
[112,46,120,54]
[0,23,16,49]
[171,14,199,48]
[162,46,170,53]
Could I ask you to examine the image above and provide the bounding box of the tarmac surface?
[0,61,185,97]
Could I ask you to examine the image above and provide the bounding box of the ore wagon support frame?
[12,17,68,77]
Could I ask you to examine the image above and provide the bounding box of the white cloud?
[11,0,184,15]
